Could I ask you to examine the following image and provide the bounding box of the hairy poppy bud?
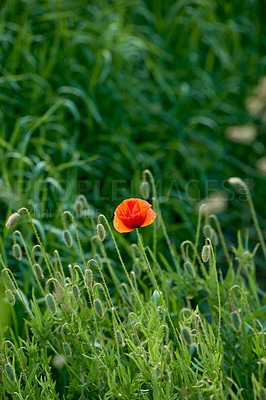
[201,245,210,262]
[46,293,57,314]
[231,310,241,332]
[5,289,16,306]
[6,213,20,229]
[12,243,22,261]
[94,299,104,318]
[96,223,106,241]
[33,263,44,279]
[140,181,150,199]
[115,330,124,347]
[182,326,192,346]
[63,342,72,356]
[63,229,73,248]
[73,198,84,217]
[184,261,196,278]
[72,284,80,302]
[5,363,16,382]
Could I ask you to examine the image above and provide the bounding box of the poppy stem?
[98,215,148,317]
[136,228,181,347]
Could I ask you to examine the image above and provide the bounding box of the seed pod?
[33,263,44,279]
[94,299,104,318]
[184,261,196,278]
[63,342,72,356]
[115,330,124,347]
[140,181,150,199]
[231,310,242,332]
[5,363,16,382]
[63,229,73,248]
[164,345,172,364]
[72,284,80,302]
[6,213,20,229]
[73,198,84,217]
[46,293,57,314]
[12,243,22,261]
[5,289,16,306]
[84,269,93,287]
[201,245,210,262]
[96,223,105,242]
[182,326,192,346]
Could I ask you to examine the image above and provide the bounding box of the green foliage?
[0,173,265,399]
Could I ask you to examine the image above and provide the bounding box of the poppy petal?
[113,213,135,233]
[140,208,156,227]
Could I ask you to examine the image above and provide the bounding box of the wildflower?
[113,198,156,233]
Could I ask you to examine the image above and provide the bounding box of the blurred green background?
[0,0,265,278]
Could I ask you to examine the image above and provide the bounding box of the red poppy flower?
[113,198,156,233]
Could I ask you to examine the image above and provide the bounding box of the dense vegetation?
[0,0,265,399]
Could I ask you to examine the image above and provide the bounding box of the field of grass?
[0,0,265,399]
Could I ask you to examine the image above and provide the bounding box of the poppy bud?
[33,263,44,279]
[63,342,72,356]
[231,310,242,332]
[72,284,80,302]
[184,261,196,278]
[201,245,210,262]
[94,299,104,318]
[63,229,73,248]
[46,293,57,314]
[164,345,172,364]
[12,243,22,261]
[73,198,84,217]
[140,181,150,199]
[182,326,192,346]
[6,213,20,229]
[5,363,16,382]
[96,223,106,241]
[84,269,93,287]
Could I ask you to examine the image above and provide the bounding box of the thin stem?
[98,215,147,317]
[209,214,231,267]
[136,228,181,349]
[206,238,221,351]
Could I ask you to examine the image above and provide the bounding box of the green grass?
[0,0,265,398]
[0,172,265,399]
